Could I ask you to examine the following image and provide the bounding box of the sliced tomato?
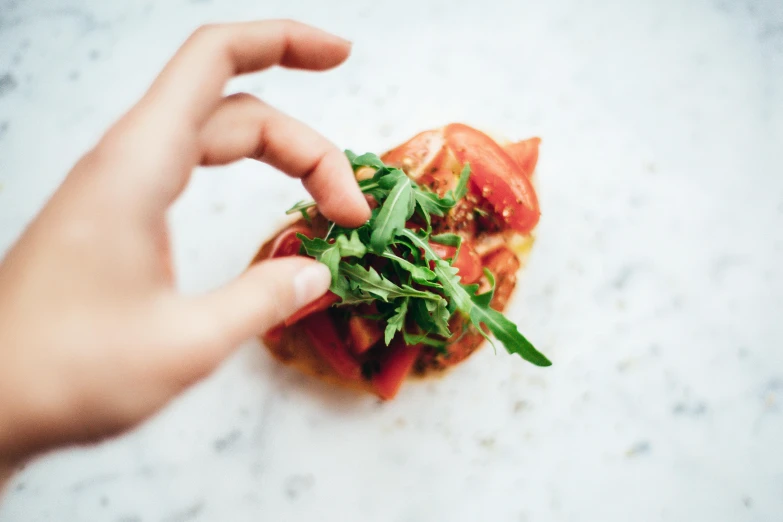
[301,311,361,381]
[348,315,383,354]
[263,324,285,344]
[381,129,446,180]
[372,340,423,400]
[503,137,540,178]
[418,165,458,196]
[269,225,312,258]
[284,291,339,327]
[480,247,521,311]
[428,240,483,284]
[444,123,540,234]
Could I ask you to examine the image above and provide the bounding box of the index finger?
[140,20,352,128]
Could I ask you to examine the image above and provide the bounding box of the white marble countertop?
[1,0,782,521]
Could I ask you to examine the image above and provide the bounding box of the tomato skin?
[284,291,339,326]
[301,311,361,381]
[267,225,339,326]
[381,130,446,179]
[418,165,459,197]
[480,246,521,311]
[503,137,540,178]
[428,240,483,284]
[348,315,383,354]
[444,123,540,234]
[263,324,285,344]
[372,340,423,400]
[269,225,311,258]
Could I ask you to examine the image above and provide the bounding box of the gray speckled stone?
[1,0,782,521]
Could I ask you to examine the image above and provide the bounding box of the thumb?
[188,256,331,352]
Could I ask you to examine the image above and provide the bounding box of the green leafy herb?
[370,175,414,252]
[381,252,438,284]
[403,329,449,349]
[410,297,451,338]
[346,150,385,170]
[340,263,440,303]
[430,232,463,263]
[385,298,408,345]
[280,151,550,367]
[335,230,368,258]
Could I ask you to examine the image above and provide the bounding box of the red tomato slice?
[418,165,459,196]
[269,225,312,258]
[372,340,423,400]
[301,311,361,381]
[263,324,284,344]
[348,315,383,354]
[503,137,540,178]
[444,123,540,234]
[381,129,446,180]
[480,247,521,311]
[429,240,483,284]
[284,291,339,327]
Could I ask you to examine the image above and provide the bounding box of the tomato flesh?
[381,130,446,180]
[269,225,311,258]
[480,247,521,311]
[263,324,284,344]
[285,291,339,326]
[444,123,540,234]
[348,315,383,354]
[301,311,361,381]
[372,340,423,400]
[503,137,540,178]
[429,240,483,284]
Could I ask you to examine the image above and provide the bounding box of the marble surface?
[1,0,782,520]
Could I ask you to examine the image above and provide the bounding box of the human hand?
[0,20,370,473]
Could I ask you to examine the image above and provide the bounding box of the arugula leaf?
[347,150,385,170]
[297,235,331,255]
[385,298,408,345]
[411,163,471,219]
[397,228,440,259]
[396,228,549,365]
[340,263,439,302]
[287,200,314,215]
[284,151,550,367]
[370,175,414,252]
[298,236,341,281]
[414,191,451,217]
[403,329,449,349]
[473,268,496,307]
[320,247,342,282]
[453,163,471,201]
[469,305,551,366]
[433,232,463,265]
[430,233,462,247]
[410,297,451,338]
[375,167,407,189]
[381,252,437,283]
[335,231,368,258]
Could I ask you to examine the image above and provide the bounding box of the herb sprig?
[286,152,551,367]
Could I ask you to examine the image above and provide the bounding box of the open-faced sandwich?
[252,123,551,400]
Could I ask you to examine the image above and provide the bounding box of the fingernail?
[293,262,332,310]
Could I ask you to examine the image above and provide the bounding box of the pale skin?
[0,20,371,489]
